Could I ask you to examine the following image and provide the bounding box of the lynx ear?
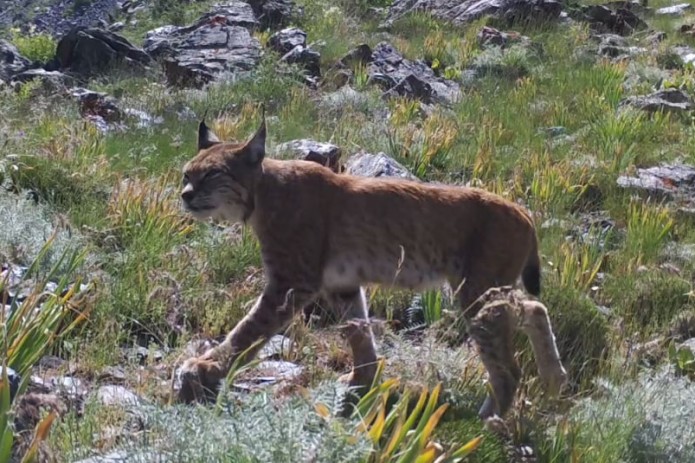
[198,120,221,150]
[242,107,266,165]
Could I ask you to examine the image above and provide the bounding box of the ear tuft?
[243,108,266,165]
[198,119,221,150]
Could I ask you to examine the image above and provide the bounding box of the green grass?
[4,0,695,461]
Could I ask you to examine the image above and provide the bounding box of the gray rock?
[597,34,645,59]
[280,44,321,78]
[677,338,695,356]
[247,0,298,29]
[11,69,74,92]
[268,27,306,55]
[143,3,261,88]
[673,46,695,66]
[0,40,30,83]
[656,3,691,15]
[55,27,150,77]
[621,88,694,113]
[95,385,142,407]
[578,4,647,36]
[50,376,87,397]
[276,139,342,172]
[617,163,695,213]
[368,42,461,104]
[345,151,417,180]
[259,334,297,360]
[477,26,530,49]
[383,0,563,28]
[73,450,169,463]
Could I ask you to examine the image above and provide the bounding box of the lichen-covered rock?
[0,40,30,84]
[276,139,342,172]
[345,151,417,180]
[620,88,694,113]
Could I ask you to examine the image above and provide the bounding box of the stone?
[258,334,297,359]
[0,40,30,84]
[70,87,123,122]
[247,0,298,29]
[95,385,142,407]
[655,3,691,15]
[50,376,87,397]
[477,26,530,49]
[55,27,150,77]
[73,450,168,463]
[338,44,373,69]
[597,34,645,59]
[617,163,695,213]
[677,338,695,356]
[367,42,461,104]
[673,46,695,66]
[276,139,342,172]
[578,4,647,36]
[11,69,74,92]
[345,151,417,180]
[143,3,261,88]
[382,0,563,29]
[620,88,694,113]
[280,45,321,77]
[268,27,307,55]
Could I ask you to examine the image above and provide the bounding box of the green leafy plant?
[9,28,56,63]
[1,236,89,462]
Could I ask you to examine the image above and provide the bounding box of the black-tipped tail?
[522,237,541,296]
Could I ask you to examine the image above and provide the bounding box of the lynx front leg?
[178,285,317,404]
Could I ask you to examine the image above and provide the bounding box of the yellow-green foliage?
[9,28,56,63]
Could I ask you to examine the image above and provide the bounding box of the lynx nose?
[181,184,195,202]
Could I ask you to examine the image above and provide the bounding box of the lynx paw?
[177,356,225,404]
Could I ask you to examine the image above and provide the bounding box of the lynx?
[177,112,567,419]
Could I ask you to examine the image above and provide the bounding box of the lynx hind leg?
[327,288,378,392]
[178,285,317,404]
[468,299,521,419]
[519,300,567,396]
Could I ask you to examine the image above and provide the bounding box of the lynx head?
[181,112,266,223]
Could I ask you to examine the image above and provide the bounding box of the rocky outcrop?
[0,40,30,84]
[621,88,694,113]
[617,164,695,214]
[143,2,261,88]
[247,0,299,29]
[54,27,150,77]
[577,4,647,35]
[382,0,563,28]
[268,28,321,78]
[335,42,461,104]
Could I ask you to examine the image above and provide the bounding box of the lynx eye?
[182,174,190,186]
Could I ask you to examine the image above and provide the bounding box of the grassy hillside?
[4,0,695,461]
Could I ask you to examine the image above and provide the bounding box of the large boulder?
[368,42,461,104]
[0,40,30,84]
[54,27,150,77]
[382,0,563,28]
[247,0,298,29]
[268,28,321,78]
[143,2,262,88]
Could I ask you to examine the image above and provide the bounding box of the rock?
[477,26,530,49]
[95,385,142,407]
[247,0,298,29]
[673,46,695,66]
[233,360,305,391]
[143,3,261,88]
[11,69,74,92]
[367,42,461,104]
[677,338,695,356]
[620,88,694,113]
[276,139,342,172]
[617,163,695,212]
[383,0,563,29]
[98,366,127,383]
[258,334,297,359]
[345,151,417,180]
[578,4,647,35]
[73,450,169,463]
[122,345,165,365]
[12,392,67,433]
[70,87,123,122]
[50,376,87,397]
[0,40,30,84]
[55,27,150,77]
[280,45,321,78]
[268,27,307,55]
[597,34,645,59]
[338,44,373,69]
[656,3,691,15]
[1,366,20,400]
